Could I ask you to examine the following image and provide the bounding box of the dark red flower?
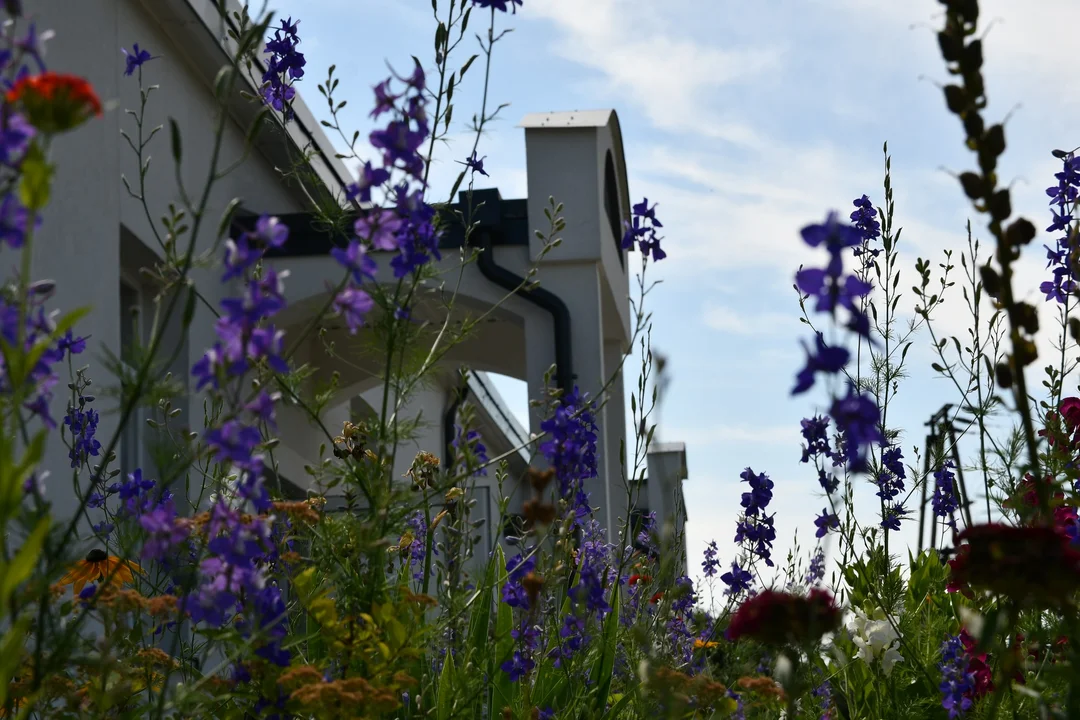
[1061,397,1080,430]
[6,72,102,133]
[959,630,994,699]
[947,523,1080,607]
[726,588,840,647]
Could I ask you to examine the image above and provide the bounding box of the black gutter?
[443,380,470,471]
[475,229,574,394]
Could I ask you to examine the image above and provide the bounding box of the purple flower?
[140,499,189,561]
[121,43,157,76]
[539,386,599,510]
[332,286,374,334]
[806,547,826,585]
[0,112,34,167]
[460,151,489,177]
[261,18,306,118]
[501,551,536,609]
[932,459,960,529]
[57,329,86,355]
[204,420,262,467]
[939,634,974,718]
[880,503,908,531]
[739,467,773,516]
[63,397,101,468]
[702,540,720,577]
[0,192,38,249]
[800,415,836,464]
[500,650,533,682]
[405,510,427,581]
[473,0,523,12]
[345,161,391,204]
[331,239,377,283]
[721,561,752,596]
[829,384,885,473]
[1041,151,1080,305]
[622,197,666,262]
[814,508,839,538]
[792,332,850,395]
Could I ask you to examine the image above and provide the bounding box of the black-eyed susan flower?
[59,549,141,595]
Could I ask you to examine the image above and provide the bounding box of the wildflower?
[1040,151,1080,304]
[139,499,190,561]
[726,588,840,647]
[6,71,102,132]
[344,161,391,204]
[939,634,974,718]
[880,503,908,531]
[702,540,720,577]
[460,150,489,177]
[735,514,776,567]
[792,332,850,395]
[0,192,39,249]
[800,415,835,464]
[539,386,598,516]
[473,0,523,12]
[806,547,826,585]
[501,551,537,608]
[331,240,377,284]
[261,17,305,116]
[332,286,375,333]
[121,43,157,76]
[59,549,141,595]
[452,427,489,477]
[932,460,960,529]
[959,630,994,700]
[947,523,1080,607]
[796,211,873,337]
[63,396,101,468]
[622,197,666,261]
[814,509,839,538]
[829,383,885,473]
[847,607,904,676]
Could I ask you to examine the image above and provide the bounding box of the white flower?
[847,607,904,676]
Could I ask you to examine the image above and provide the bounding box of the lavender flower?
[261,17,305,116]
[939,634,975,718]
[121,43,156,76]
[720,561,753,596]
[932,459,959,529]
[702,540,720,577]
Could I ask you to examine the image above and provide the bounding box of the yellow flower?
[58,549,141,595]
[694,639,719,650]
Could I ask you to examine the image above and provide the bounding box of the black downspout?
[475,231,574,394]
[443,381,471,471]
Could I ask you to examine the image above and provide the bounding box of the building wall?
[33,0,308,521]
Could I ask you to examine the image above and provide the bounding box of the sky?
[263,0,1080,603]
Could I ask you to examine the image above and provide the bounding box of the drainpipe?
[443,377,470,471]
[474,230,574,394]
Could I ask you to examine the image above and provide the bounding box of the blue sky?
[266,0,1080,599]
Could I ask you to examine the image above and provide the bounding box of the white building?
[31,0,688,562]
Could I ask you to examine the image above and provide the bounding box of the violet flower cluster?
[472,0,523,12]
[539,385,598,523]
[932,459,960,529]
[260,17,305,116]
[733,467,776,567]
[1041,150,1080,303]
[452,426,488,477]
[875,445,907,530]
[939,634,975,718]
[622,198,666,262]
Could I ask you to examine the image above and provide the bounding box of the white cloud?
[523,0,782,144]
[702,303,796,335]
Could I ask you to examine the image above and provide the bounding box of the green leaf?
[601,688,635,720]
[0,516,49,615]
[0,615,33,708]
[18,142,54,212]
[0,431,46,522]
[591,585,620,712]
[460,54,479,79]
[492,546,515,711]
[437,647,456,720]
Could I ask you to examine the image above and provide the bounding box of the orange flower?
[58,549,141,595]
[6,72,102,133]
[694,638,719,650]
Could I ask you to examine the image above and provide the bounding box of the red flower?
[726,588,840,647]
[959,630,994,699]
[649,591,664,604]
[947,523,1080,607]
[6,72,102,133]
[1061,397,1080,430]
[628,574,652,586]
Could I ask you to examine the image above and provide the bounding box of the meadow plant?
[1,0,1080,718]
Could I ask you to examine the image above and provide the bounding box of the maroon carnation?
[947,523,1080,607]
[726,588,840,647]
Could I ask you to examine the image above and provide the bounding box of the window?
[119,277,142,481]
